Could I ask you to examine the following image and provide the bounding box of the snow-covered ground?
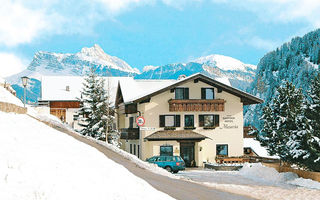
[177,163,320,200]
[0,86,23,106]
[0,112,173,200]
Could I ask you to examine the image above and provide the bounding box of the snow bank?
[288,177,320,190]
[28,107,178,180]
[238,163,320,190]
[239,163,298,184]
[0,86,23,106]
[198,163,320,200]
[0,112,173,200]
[0,76,5,84]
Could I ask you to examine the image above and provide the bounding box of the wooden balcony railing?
[168,99,225,112]
[120,128,140,140]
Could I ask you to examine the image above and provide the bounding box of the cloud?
[245,36,279,51]
[212,0,320,28]
[162,0,202,9]
[0,53,27,77]
[0,1,49,46]
[0,0,203,47]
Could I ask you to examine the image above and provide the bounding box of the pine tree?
[305,73,320,171]
[78,68,108,140]
[258,81,307,162]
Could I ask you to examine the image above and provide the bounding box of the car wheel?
[173,170,179,173]
[165,166,172,173]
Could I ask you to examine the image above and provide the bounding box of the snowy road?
[176,168,320,200]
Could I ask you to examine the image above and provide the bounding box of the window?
[138,145,140,158]
[148,156,157,162]
[216,144,228,156]
[199,115,219,127]
[201,88,214,99]
[134,144,136,155]
[159,115,180,127]
[165,156,174,161]
[129,117,134,128]
[244,147,252,155]
[175,88,189,99]
[184,115,194,127]
[130,144,132,154]
[160,145,173,156]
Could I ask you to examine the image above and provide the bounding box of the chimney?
[178,74,186,80]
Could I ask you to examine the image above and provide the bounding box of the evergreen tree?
[78,68,108,140]
[258,81,307,163]
[304,73,320,171]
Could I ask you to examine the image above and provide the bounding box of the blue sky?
[0,0,319,76]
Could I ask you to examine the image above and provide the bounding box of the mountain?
[6,44,140,102]
[6,44,256,103]
[244,29,320,128]
[137,54,256,91]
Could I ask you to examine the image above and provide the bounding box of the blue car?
[146,156,185,173]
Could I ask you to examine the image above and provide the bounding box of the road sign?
[136,116,145,126]
[140,127,155,131]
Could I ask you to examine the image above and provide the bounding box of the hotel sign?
[222,115,238,129]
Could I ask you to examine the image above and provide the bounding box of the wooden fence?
[0,101,27,114]
[263,163,320,182]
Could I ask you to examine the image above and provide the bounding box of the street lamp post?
[21,76,29,107]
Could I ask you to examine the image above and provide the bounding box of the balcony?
[168,99,225,112]
[120,128,140,140]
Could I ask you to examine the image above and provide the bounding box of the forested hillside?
[245,29,320,128]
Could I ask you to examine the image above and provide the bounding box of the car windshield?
[148,156,157,162]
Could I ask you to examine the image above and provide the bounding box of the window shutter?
[212,88,215,99]
[185,88,189,99]
[214,115,219,127]
[175,115,181,127]
[159,115,165,127]
[201,88,206,99]
[199,115,204,127]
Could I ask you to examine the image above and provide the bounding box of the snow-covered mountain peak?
[193,54,256,71]
[76,44,140,74]
[143,65,159,72]
[79,44,105,58]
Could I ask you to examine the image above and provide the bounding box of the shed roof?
[41,76,133,105]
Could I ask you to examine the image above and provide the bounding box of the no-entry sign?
[136,116,145,126]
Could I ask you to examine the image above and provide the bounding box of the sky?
[0,0,320,77]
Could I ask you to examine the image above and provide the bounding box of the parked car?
[146,156,185,173]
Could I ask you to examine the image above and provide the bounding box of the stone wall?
[0,101,27,114]
[263,163,320,182]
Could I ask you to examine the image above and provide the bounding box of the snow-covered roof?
[243,138,279,159]
[120,79,176,103]
[42,73,263,106]
[121,73,263,105]
[41,76,133,105]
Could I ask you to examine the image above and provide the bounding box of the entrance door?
[180,142,195,167]
[50,109,66,122]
